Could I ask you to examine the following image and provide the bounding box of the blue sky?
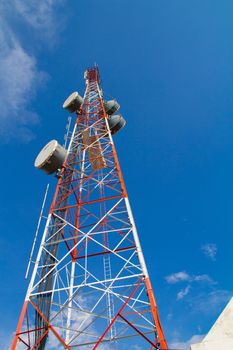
[0,1,233,349]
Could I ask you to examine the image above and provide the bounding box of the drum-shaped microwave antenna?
[104,100,120,115]
[63,91,83,113]
[107,114,126,135]
[35,140,67,175]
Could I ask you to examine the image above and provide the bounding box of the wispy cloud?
[0,1,66,142]
[165,271,215,285]
[14,0,66,41]
[46,299,116,350]
[177,285,191,300]
[0,23,46,142]
[192,274,215,284]
[188,289,232,315]
[165,271,190,284]
[1,331,25,350]
[166,271,216,302]
[170,334,205,350]
[201,243,217,261]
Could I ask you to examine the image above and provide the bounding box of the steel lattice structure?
[12,67,168,350]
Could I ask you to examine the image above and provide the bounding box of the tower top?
[84,65,100,82]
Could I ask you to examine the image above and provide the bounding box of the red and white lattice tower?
[12,67,168,350]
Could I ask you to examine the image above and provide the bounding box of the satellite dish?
[107,114,126,135]
[63,91,83,113]
[104,100,120,115]
[35,140,67,175]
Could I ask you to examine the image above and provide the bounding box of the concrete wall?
[191,297,233,350]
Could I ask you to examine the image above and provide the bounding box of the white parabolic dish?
[63,92,79,109]
[35,140,58,169]
[34,139,67,175]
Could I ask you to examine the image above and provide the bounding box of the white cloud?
[14,0,65,40]
[201,243,217,261]
[0,23,46,142]
[165,271,215,285]
[189,289,232,315]
[0,0,67,142]
[177,285,191,300]
[170,334,205,350]
[46,299,115,350]
[165,271,190,284]
[192,274,215,284]
[0,331,28,350]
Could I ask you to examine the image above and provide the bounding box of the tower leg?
[145,278,168,349]
[11,301,28,350]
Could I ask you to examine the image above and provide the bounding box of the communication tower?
[11,67,168,350]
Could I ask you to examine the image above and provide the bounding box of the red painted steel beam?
[93,278,143,349]
[145,277,168,349]
[118,313,159,349]
[30,300,71,350]
[11,300,28,350]
[31,329,49,350]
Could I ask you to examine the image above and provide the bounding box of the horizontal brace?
[30,273,143,297]
[75,245,136,260]
[53,195,123,211]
